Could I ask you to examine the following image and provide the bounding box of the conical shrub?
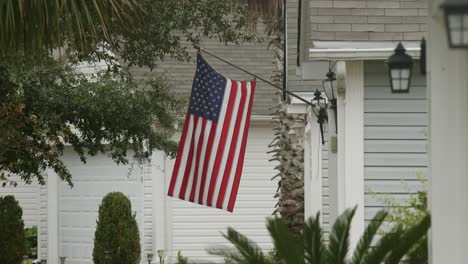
[93,192,141,264]
[0,195,26,264]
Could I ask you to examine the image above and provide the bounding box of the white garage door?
[58,149,145,264]
[166,124,277,263]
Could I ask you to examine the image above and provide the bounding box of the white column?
[429,1,468,262]
[328,62,341,223]
[304,110,323,219]
[152,151,167,262]
[336,61,365,250]
[46,171,59,264]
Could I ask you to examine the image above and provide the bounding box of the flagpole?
[198,47,313,107]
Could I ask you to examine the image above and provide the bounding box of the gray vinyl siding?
[308,0,428,42]
[287,0,323,92]
[363,60,428,221]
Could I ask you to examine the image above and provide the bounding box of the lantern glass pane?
[451,30,463,46]
[449,14,462,28]
[447,13,468,47]
[392,79,401,91]
[401,79,409,91]
[390,68,410,92]
[323,80,336,99]
[401,68,410,79]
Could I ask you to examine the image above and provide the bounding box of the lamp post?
[385,43,414,93]
[157,250,165,264]
[323,69,338,133]
[311,89,328,145]
[441,0,468,48]
[59,256,66,264]
[147,253,154,264]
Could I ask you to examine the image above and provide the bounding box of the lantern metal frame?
[385,43,414,93]
[441,0,468,49]
[147,253,154,264]
[311,89,328,145]
[323,69,338,133]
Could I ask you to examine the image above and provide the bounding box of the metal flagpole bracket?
[198,47,313,107]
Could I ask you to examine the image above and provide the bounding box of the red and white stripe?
[168,80,256,212]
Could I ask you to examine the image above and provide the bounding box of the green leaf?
[304,212,325,264]
[384,214,431,264]
[267,217,304,264]
[326,206,357,264]
[351,210,388,264]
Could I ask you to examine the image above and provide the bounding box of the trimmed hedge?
[0,195,26,264]
[93,192,141,264]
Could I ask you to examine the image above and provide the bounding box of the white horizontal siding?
[0,176,41,227]
[167,125,277,263]
[57,149,145,264]
[364,61,428,221]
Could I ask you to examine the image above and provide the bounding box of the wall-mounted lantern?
[441,0,468,48]
[386,43,414,93]
[311,89,328,145]
[147,253,154,264]
[59,256,66,264]
[323,69,338,133]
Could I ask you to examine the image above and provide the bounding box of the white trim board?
[309,41,422,60]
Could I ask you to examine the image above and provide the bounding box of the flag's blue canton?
[188,54,227,122]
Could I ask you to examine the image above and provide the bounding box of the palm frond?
[304,212,325,264]
[267,217,304,264]
[213,227,271,264]
[384,214,431,264]
[351,210,388,264]
[326,206,357,264]
[0,0,141,53]
[361,225,404,264]
[406,236,428,264]
[208,246,254,264]
[236,0,284,34]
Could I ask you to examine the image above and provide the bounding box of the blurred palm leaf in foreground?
[210,206,430,264]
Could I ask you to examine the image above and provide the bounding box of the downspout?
[297,0,302,67]
[283,0,288,101]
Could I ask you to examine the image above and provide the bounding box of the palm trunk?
[268,32,305,236]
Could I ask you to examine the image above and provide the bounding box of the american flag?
[167,54,256,212]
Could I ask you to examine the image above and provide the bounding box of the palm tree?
[210,207,431,264]
[0,0,140,53]
[244,0,307,236]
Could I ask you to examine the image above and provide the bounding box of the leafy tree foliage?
[0,195,26,264]
[0,1,259,185]
[0,54,182,186]
[209,206,431,264]
[24,226,38,259]
[93,192,141,264]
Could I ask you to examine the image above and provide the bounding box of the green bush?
[24,226,38,259]
[93,192,141,264]
[0,195,26,264]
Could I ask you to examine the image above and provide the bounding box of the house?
[1,0,439,263]
[1,25,280,263]
[295,1,468,262]
[278,0,428,248]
